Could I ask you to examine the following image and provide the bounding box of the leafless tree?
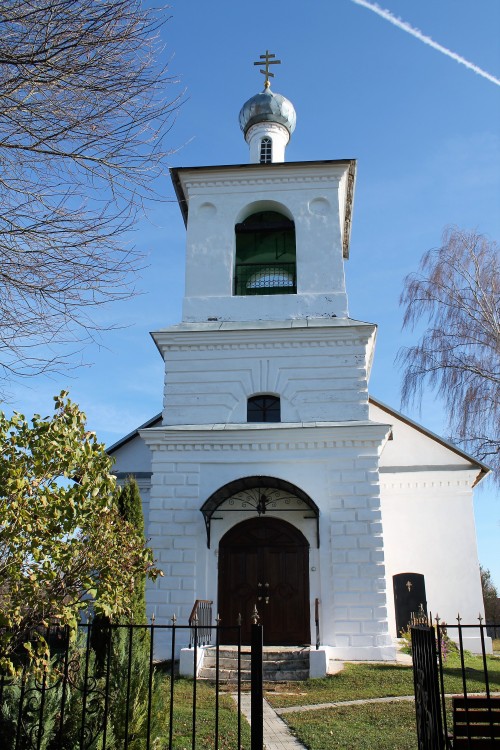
[0,0,181,393]
[398,227,500,479]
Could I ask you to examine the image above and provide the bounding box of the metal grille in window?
[247,395,280,422]
[246,264,295,289]
[260,137,272,164]
[234,262,296,295]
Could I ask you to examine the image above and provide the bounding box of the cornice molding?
[140,421,391,453]
[161,339,370,353]
[183,174,341,190]
[380,477,474,491]
[152,323,377,352]
[146,439,382,453]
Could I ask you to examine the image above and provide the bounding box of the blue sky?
[5,1,500,589]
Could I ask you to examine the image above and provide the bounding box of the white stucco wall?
[175,161,353,322]
[108,424,157,543]
[371,402,488,651]
[245,121,290,163]
[152,319,376,426]
[140,420,396,661]
[108,399,489,656]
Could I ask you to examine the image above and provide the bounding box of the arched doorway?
[218,517,310,645]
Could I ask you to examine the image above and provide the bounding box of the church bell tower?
[141,54,395,666]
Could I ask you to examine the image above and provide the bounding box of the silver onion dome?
[239,88,296,137]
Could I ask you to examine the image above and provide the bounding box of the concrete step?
[197,647,311,682]
[202,648,309,660]
[198,667,310,682]
[202,656,310,670]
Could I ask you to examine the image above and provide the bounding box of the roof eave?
[169,159,357,256]
[107,413,162,454]
[369,395,491,486]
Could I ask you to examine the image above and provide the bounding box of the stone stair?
[197,646,310,682]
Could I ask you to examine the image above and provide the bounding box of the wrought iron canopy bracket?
[200,475,320,549]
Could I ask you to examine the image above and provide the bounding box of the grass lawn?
[263,653,500,750]
[264,652,500,709]
[265,663,414,708]
[284,701,417,750]
[152,677,251,750]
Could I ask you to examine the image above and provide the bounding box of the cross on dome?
[253,50,281,88]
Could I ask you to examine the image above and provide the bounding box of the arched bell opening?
[234,210,296,296]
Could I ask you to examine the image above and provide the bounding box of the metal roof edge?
[107,413,162,454]
[369,395,491,486]
[169,159,357,236]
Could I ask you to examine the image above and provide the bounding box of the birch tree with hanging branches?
[398,227,499,479]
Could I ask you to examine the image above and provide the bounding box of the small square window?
[247,395,280,422]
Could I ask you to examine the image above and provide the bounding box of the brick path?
[238,693,306,750]
[235,653,415,750]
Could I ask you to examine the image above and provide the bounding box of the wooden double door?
[218,517,310,645]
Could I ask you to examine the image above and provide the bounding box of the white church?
[109,57,490,672]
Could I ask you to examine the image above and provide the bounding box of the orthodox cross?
[406,580,413,592]
[253,50,281,88]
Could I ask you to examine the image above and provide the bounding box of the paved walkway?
[237,691,418,750]
[238,693,306,750]
[235,654,415,750]
[275,694,416,715]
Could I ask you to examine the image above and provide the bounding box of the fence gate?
[411,624,445,750]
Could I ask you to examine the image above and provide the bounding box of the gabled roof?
[107,413,161,455]
[370,396,490,486]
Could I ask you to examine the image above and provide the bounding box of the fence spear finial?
[251,605,260,625]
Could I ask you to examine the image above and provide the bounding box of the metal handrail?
[189,599,213,648]
[315,597,320,650]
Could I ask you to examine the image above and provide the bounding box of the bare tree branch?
[397,227,500,480]
[0,0,182,394]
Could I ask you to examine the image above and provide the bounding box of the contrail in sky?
[351,0,500,87]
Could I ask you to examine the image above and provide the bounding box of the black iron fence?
[0,619,264,750]
[411,621,445,750]
[411,616,499,750]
